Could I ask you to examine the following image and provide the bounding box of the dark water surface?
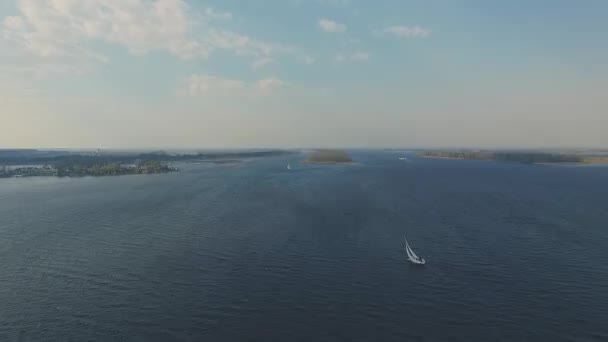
[1,152,607,341]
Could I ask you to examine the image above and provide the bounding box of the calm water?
[1,152,607,341]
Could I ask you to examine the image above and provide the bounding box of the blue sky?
[1,0,607,149]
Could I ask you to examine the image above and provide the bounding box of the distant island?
[0,159,176,178]
[58,160,177,177]
[0,149,296,178]
[304,149,353,164]
[420,151,608,164]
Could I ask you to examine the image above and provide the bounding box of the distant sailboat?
[287,163,291,170]
[404,237,425,265]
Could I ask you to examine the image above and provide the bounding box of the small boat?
[404,236,425,265]
[398,156,407,160]
[287,163,291,170]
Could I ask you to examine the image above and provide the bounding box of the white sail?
[406,243,418,260]
[404,237,425,264]
[405,244,415,260]
[287,163,291,170]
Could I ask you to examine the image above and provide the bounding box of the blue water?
[1,152,607,341]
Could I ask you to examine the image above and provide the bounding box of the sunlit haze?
[1,0,607,149]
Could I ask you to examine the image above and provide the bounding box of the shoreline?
[302,161,355,165]
[420,156,468,160]
[0,168,177,179]
[581,157,608,164]
[422,155,608,165]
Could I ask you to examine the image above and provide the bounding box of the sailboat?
[287,163,291,170]
[404,236,425,265]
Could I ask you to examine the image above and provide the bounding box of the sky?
[1,0,607,149]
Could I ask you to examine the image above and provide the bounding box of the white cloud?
[205,29,277,58]
[204,7,232,20]
[186,74,286,97]
[2,0,206,60]
[252,57,274,69]
[334,51,369,63]
[380,26,431,38]
[302,55,317,65]
[187,75,244,95]
[1,0,283,74]
[255,78,287,94]
[318,19,346,33]
[317,0,350,5]
[3,16,24,31]
[347,37,361,44]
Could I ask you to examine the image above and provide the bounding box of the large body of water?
[1,152,607,341]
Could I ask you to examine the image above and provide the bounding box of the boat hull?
[408,258,426,265]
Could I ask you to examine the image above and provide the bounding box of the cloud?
[187,75,244,95]
[252,57,274,69]
[350,52,369,61]
[2,0,206,60]
[255,78,287,94]
[317,0,350,5]
[289,0,349,6]
[301,55,317,65]
[334,52,369,63]
[204,7,232,20]
[205,29,277,57]
[3,16,24,31]
[1,0,284,74]
[318,19,347,33]
[380,26,431,38]
[186,74,286,97]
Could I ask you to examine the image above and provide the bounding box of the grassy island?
[54,160,177,177]
[0,160,177,178]
[305,149,353,164]
[420,151,591,164]
[0,149,296,178]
